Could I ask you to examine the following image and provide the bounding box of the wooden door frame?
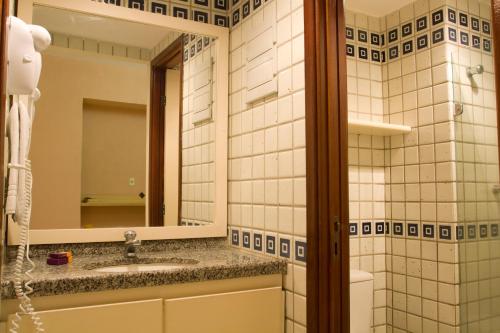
[149,35,184,227]
[304,0,349,332]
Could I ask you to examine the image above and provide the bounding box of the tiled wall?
[451,0,500,329]
[346,10,392,333]
[180,34,217,226]
[346,0,499,332]
[226,0,307,332]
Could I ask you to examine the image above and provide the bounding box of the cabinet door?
[8,299,163,333]
[164,287,283,333]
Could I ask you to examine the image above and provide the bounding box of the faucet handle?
[124,230,137,241]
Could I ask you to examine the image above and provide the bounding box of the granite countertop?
[1,245,286,299]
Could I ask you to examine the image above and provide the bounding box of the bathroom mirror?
[8,0,228,244]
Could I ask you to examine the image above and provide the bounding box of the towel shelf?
[81,195,145,207]
[348,119,411,136]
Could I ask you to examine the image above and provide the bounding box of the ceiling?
[344,0,416,17]
[33,6,172,49]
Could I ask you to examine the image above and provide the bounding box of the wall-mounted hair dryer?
[6,15,50,333]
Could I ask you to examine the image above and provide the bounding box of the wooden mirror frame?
[8,0,228,245]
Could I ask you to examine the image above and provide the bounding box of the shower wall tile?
[348,0,497,331]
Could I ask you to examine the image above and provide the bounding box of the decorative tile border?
[94,0,229,27]
[183,34,212,61]
[229,0,270,28]
[229,228,306,264]
[348,221,500,241]
[345,6,492,64]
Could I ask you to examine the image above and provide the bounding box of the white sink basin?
[94,263,190,273]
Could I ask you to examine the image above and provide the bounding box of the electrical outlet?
[128,177,135,186]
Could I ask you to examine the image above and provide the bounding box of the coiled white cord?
[9,161,44,333]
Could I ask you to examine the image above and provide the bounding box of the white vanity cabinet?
[164,287,283,333]
[2,275,284,333]
[8,299,164,333]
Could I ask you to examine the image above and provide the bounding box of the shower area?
[344,0,500,331]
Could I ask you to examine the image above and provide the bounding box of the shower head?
[467,64,484,77]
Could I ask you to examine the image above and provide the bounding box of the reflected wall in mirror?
[29,5,217,230]
[150,33,216,229]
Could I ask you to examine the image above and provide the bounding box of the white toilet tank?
[350,270,373,333]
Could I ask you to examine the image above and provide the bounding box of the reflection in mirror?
[29,5,216,229]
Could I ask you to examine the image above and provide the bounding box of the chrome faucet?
[124,230,141,258]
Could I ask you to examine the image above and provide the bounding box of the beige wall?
[81,206,145,229]
[164,69,181,226]
[82,100,146,196]
[31,47,149,229]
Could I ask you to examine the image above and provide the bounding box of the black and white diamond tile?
[480,224,488,238]
[358,30,368,43]
[349,222,358,236]
[417,34,428,50]
[242,231,251,248]
[482,20,491,35]
[432,28,445,44]
[393,222,404,236]
[295,241,307,263]
[402,22,413,38]
[447,8,456,24]
[467,225,476,239]
[253,233,263,251]
[151,1,168,14]
[471,35,481,49]
[459,12,468,27]
[460,31,469,46]
[402,39,413,54]
[388,28,398,43]
[439,225,452,240]
[362,222,372,235]
[389,45,399,60]
[129,0,145,10]
[416,16,428,31]
[265,235,276,255]
[408,223,418,237]
[358,47,368,60]
[492,224,499,237]
[375,222,385,235]
[423,224,435,238]
[346,27,355,40]
[231,229,240,246]
[432,9,444,25]
[471,17,480,31]
[279,238,291,258]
